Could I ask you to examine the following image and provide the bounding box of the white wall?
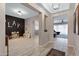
[25,13,52,46]
[67,10,74,47]
[73,4,79,55]
[74,35,79,55]
[0,3,5,56]
[25,15,40,39]
[39,13,53,46]
[25,14,52,55]
[27,3,53,46]
[67,4,79,56]
[38,13,53,56]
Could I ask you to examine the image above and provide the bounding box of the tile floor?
[5,35,67,56]
[5,37,35,56]
[53,37,67,53]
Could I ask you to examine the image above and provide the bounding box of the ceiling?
[40,3,70,13]
[6,3,75,20]
[53,15,68,24]
[38,3,70,24]
[6,3,39,19]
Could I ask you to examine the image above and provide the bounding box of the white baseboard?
[39,41,53,48]
[39,41,53,56]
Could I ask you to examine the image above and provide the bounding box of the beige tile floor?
[53,37,67,53]
[5,36,67,56]
[5,37,35,56]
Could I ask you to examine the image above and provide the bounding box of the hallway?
[0,3,78,56]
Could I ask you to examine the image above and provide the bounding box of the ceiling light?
[13,9,23,16]
[17,11,22,15]
[52,3,60,10]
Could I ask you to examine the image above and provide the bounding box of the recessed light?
[17,11,22,15]
[13,9,23,16]
[52,3,60,10]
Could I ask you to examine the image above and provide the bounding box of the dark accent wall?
[5,15,25,36]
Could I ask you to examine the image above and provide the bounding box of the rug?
[47,48,65,56]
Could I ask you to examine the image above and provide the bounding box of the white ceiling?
[6,3,39,19]
[40,3,70,13]
[53,15,68,24]
[38,3,69,24]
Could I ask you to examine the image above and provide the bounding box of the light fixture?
[13,8,29,16]
[17,10,22,15]
[13,9,23,16]
[52,3,60,10]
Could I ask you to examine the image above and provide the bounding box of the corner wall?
[0,3,5,56]
[25,15,40,40]
[73,4,79,56]
[67,9,76,56]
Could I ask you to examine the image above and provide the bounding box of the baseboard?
[39,41,53,56]
[68,45,74,48]
[39,41,52,48]
[67,45,76,56]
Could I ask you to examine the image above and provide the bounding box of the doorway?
[53,14,68,54]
